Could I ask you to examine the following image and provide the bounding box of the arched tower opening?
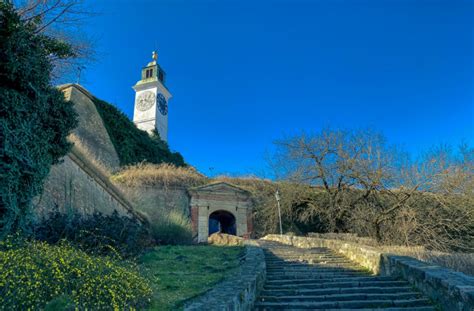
[208,210,236,236]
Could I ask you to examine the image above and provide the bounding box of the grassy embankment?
[140,245,244,311]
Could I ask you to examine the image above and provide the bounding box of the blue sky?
[80,0,473,177]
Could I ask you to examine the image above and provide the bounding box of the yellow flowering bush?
[0,239,152,310]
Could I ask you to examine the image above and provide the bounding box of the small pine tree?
[0,2,78,236]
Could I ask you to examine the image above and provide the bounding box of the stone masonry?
[188,182,254,243]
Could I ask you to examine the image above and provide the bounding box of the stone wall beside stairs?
[262,234,474,311]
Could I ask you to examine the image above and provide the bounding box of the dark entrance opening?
[209,210,236,236]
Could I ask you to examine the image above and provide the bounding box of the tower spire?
[152,50,158,61]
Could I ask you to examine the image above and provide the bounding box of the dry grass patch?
[111,163,208,189]
[214,175,275,192]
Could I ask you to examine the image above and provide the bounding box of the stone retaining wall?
[34,147,145,223]
[34,83,146,223]
[115,184,190,224]
[262,234,474,311]
[184,242,266,311]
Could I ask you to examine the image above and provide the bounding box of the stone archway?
[188,182,254,243]
[209,210,236,236]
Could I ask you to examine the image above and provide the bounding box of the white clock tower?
[132,51,171,142]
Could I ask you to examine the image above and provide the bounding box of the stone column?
[197,205,209,243]
[247,209,254,238]
[190,205,199,237]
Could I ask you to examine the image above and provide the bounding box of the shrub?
[93,97,185,167]
[0,2,78,236]
[32,209,153,258]
[0,239,152,310]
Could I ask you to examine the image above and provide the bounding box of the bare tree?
[404,145,474,251]
[271,129,398,232]
[13,0,96,83]
[270,129,474,251]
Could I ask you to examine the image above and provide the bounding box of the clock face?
[157,93,168,115]
[136,91,155,111]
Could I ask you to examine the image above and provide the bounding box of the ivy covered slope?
[93,98,185,167]
[0,2,78,236]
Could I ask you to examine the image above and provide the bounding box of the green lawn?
[139,245,244,310]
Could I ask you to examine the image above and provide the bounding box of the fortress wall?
[33,84,144,223]
[59,84,121,172]
[114,185,190,223]
[34,147,143,222]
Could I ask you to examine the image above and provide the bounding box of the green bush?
[93,97,185,167]
[0,2,78,236]
[33,209,153,258]
[0,239,152,310]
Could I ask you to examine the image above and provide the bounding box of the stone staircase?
[254,241,435,310]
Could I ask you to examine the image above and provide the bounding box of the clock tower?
[132,51,171,142]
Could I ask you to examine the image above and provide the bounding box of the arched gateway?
[188,182,253,243]
[209,210,236,235]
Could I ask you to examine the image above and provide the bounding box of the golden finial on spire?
[152,50,158,61]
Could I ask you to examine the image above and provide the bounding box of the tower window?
[158,70,164,82]
[145,69,153,78]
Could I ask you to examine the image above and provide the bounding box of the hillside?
[92,97,185,167]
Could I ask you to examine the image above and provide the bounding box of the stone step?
[265,280,410,291]
[267,262,356,266]
[266,252,336,255]
[264,280,409,290]
[254,298,433,309]
[267,266,362,271]
[261,286,415,296]
[266,260,357,265]
[266,263,358,269]
[266,267,368,273]
[258,292,422,303]
[266,271,372,280]
[265,254,345,257]
[265,275,401,285]
[266,260,352,264]
[255,242,433,311]
[266,257,346,260]
[265,250,332,254]
[266,253,342,256]
[266,260,354,265]
[255,307,435,311]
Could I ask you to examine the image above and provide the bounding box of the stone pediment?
[189,182,250,195]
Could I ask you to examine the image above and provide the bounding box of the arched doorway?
[209,210,236,236]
